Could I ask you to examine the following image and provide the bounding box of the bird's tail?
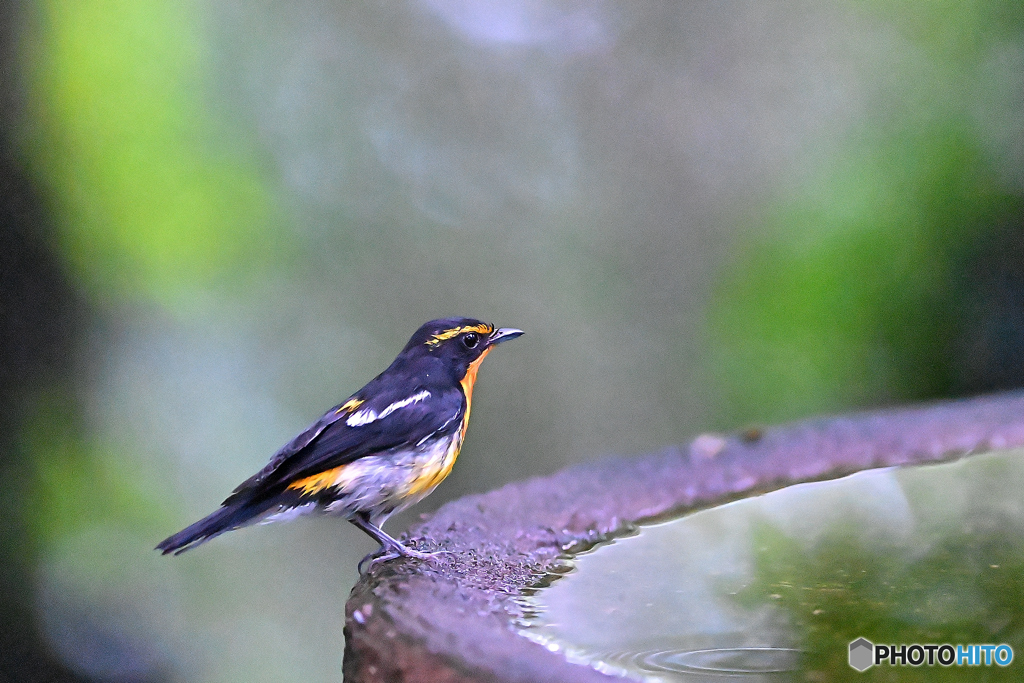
[156,497,276,555]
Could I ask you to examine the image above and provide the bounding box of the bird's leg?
[350,512,425,556]
[350,512,451,573]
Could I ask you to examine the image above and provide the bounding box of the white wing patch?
[346,390,431,427]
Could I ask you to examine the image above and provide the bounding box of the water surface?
[522,449,1024,681]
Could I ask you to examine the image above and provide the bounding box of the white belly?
[320,434,463,520]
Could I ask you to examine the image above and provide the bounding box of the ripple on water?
[587,646,801,681]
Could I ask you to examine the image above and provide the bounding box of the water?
[520,449,1024,681]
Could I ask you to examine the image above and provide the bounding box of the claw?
[358,549,399,574]
[357,546,454,574]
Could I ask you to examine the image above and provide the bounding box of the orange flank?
[406,440,460,497]
[288,465,346,495]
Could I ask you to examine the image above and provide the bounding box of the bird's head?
[402,317,523,377]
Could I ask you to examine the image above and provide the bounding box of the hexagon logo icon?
[849,638,874,671]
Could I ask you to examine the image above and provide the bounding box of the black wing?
[224,380,464,504]
[225,394,363,495]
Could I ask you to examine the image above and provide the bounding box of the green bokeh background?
[2,1,1023,681]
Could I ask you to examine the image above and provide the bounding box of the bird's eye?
[463,332,479,349]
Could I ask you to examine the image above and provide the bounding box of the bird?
[156,317,523,570]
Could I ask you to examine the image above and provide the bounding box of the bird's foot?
[358,545,454,574]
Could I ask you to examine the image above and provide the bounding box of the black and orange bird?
[156,318,523,569]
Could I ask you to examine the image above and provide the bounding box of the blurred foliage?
[712,129,1024,423]
[24,0,279,305]
[0,161,86,682]
[709,1,1024,425]
[21,392,159,546]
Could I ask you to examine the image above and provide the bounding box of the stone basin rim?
[344,391,1024,683]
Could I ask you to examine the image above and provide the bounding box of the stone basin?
[344,392,1024,682]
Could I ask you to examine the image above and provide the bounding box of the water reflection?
[523,449,1024,681]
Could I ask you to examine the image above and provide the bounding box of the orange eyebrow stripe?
[425,324,493,346]
[287,466,346,495]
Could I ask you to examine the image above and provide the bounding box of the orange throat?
[459,347,491,436]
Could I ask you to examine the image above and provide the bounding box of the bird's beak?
[488,327,524,345]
